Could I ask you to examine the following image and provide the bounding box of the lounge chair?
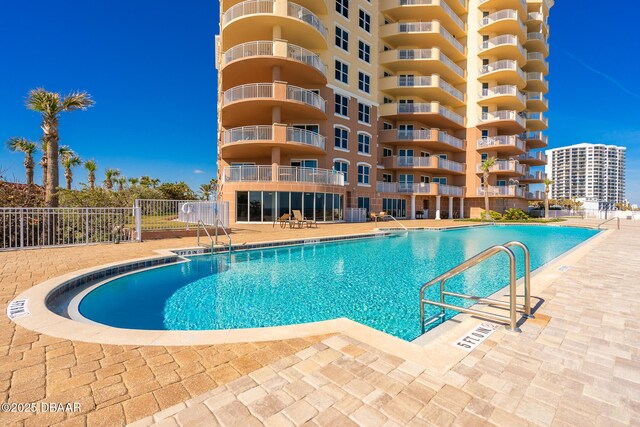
[274,213,290,228]
[292,210,316,228]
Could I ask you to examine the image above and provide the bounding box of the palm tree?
[59,147,82,190]
[26,88,94,207]
[479,157,497,220]
[84,160,98,189]
[128,177,139,187]
[115,177,127,192]
[150,178,160,189]
[104,168,120,190]
[543,177,554,221]
[6,137,38,185]
[139,175,152,188]
[199,183,213,200]
[38,138,48,186]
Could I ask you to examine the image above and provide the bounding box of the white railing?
[527,52,546,62]
[521,171,545,181]
[376,182,463,196]
[223,83,273,104]
[527,72,546,82]
[480,9,518,26]
[520,132,547,143]
[223,41,325,75]
[222,0,275,26]
[526,91,547,103]
[287,3,326,37]
[439,106,464,125]
[395,156,464,173]
[439,131,465,149]
[397,0,464,30]
[346,208,367,223]
[398,75,432,87]
[396,49,464,77]
[439,79,464,101]
[439,184,464,197]
[480,60,525,80]
[480,85,525,104]
[525,112,548,125]
[526,191,543,200]
[476,185,524,197]
[528,12,543,21]
[1,207,138,250]
[477,136,526,151]
[396,22,464,54]
[287,44,326,74]
[223,125,273,145]
[398,102,432,114]
[286,128,326,149]
[480,35,525,57]
[438,158,464,172]
[135,199,230,231]
[518,151,547,162]
[286,85,326,112]
[223,165,345,186]
[480,110,525,127]
[477,160,523,173]
[439,26,464,54]
[527,32,545,41]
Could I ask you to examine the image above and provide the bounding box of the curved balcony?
[525,91,548,111]
[379,48,465,83]
[526,72,549,93]
[479,110,526,133]
[479,10,526,39]
[478,85,526,110]
[221,1,327,50]
[476,160,525,176]
[478,0,526,15]
[525,52,549,74]
[380,0,466,36]
[221,82,326,127]
[379,102,465,128]
[479,60,526,88]
[379,75,464,106]
[525,112,548,131]
[525,32,549,56]
[479,35,526,63]
[448,0,467,14]
[380,21,466,61]
[221,41,326,88]
[377,181,464,197]
[220,125,326,157]
[477,135,526,155]
[526,190,543,200]
[382,156,465,174]
[223,165,345,187]
[519,171,546,183]
[520,131,548,149]
[222,0,327,15]
[518,151,547,165]
[379,129,465,151]
[476,184,524,198]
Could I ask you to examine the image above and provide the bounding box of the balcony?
[478,85,526,110]
[525,72,549,93]
[479,35,526,63]
[382,156,465,174]
[479,60,526,88]
[476,185,525,198]
[380,21,465,61]
[478,0,526,15]
[377,181,464,197]
[221,0,327,50]
[220,125,326,157]
[379,48,465,83]
[517,151,547,165]
[519,171,546,183]
[477,135,526,155]
[479,10,526,39]
[479,110,526,133]
[379,75,464,106]
[520,131,548,149]
[221,40,326,88]
[223,165,345,186]
[379,129,465,151]
[526,190,543,200]
[525,112,548,131]
[476,160,525,176]
[221,82,326,127]
[379,102,465,128]
[525,52,549,74]
[380,0,466,36]
[525,32,549,55]
[526,12,549,34]
[525,91,548,111]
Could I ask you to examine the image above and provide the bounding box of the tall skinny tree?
[26,88,94,207]
[199,183,213,201]
[6,137,38,185]
[39,138,47,186]
[84,160,98,189]
[104,168,120,191]
[480,157,497,221]
[59,146,82,190]
[128,177,139,187]
[544,177,554,221]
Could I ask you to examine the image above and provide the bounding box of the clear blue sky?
[0,0,638,202]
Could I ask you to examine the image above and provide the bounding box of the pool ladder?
[197,219,232,255]
[420,241,533,334]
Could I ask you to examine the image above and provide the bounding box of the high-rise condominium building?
[545,143,626,209]
[215,0,552,224]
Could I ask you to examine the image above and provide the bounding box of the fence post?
[85,208,90,244]
[20,210,24,249]
[135,206,142,242]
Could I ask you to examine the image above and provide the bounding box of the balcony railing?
[477,160,524,174]
[439,106,464,125]
[223,165,344,186]
[526,190,543,200]
[394,22,464,54]
[480,85,525,104]
[393,156,464,172]
[480,10,524,33]
[222,41,326,75]
[394,76,464,102]
[393,0,464,30]
[480,110,526,127]
[286,85,325,111]
[525,112,548,125]
[520,131,547,142]
[520,171,545,181]
[380,129,464,150]
[222,126,326,150]
[477,136,526,151]
[222,83,326,112]
[287,3,326,38]
[480,35,525,57]
[480,60,525,80]
[527,12,543,21]
[396,49,464,77]
[376,181,464,196]
[526,91,548,106]
[518,151,547,163]
[476,185,524,197]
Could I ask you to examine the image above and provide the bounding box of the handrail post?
[504,241,533,318]
[506,248,521,332]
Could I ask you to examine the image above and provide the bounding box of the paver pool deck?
[0,219,638,426]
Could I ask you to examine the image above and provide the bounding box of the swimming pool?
[78,225,599,341]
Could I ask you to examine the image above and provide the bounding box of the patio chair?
[292,210,315,228]
[378,211,390,221]
[274,213,290,228]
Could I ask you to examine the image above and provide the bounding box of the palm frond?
[84,159,97,172]
[6,137,38,155]
[105,168,121,179]
[25,88,60,116]
[480,156,497,172]
[61,91,95,111]
[58,145,74,158]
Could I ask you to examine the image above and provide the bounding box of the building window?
[358,9,371,32]
[358,164,370,184]
[383,148,393,157]
[333,160,349,181]
[335,60,349,84]
[358,71,370,93]
[383,122,393,130]
[358,40,370,63]
[335,26,349,51]
[357,103,370,124]
[358,133,371,154]
[357,196,370,213]
[334,127,349,150]
[336,0,349,18]
[334,94,348,116]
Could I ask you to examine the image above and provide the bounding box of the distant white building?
[545,143,626,210]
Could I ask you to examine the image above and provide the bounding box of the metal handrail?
[598,217,620,230]
[197,219,232,254]
[196,220,214,248]
[388,215,408,231]
[214,218,232,254]
[420,241,532,333]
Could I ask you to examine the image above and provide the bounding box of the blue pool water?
[79,225,598,341]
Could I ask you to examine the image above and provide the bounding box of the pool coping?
[8,225,611,373]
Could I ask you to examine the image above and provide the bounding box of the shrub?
[0,182,45,207]
[480,210,502,220]
[503,208,529,221]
